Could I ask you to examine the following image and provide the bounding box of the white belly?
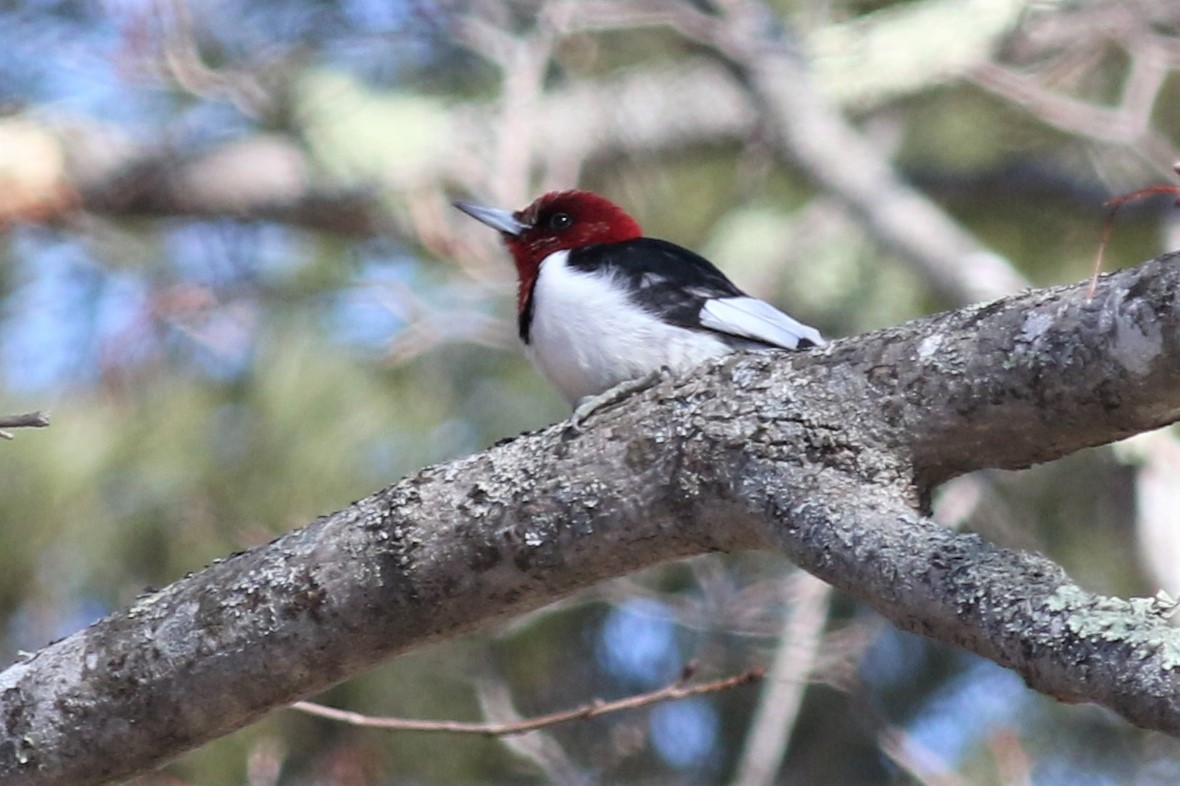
[525,250,731,405]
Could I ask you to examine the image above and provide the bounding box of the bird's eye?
[548,212,573,231]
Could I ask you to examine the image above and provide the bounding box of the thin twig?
[290,665,763,737]
[0,411,50,440]
[1089,176,1180,298]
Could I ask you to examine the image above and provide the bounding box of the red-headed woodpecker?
[454,190,824,415]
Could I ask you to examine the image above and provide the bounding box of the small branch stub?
[0,410,50,440]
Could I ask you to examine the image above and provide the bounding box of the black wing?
[567,238,823,349]
[567,238,744,329]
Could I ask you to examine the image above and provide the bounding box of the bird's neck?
[512,252,545,344]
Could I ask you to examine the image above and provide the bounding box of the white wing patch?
[699,296,824,349]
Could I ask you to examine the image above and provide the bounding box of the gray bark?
[2,253,1180,785]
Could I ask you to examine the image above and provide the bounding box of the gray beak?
[453,200,529,236]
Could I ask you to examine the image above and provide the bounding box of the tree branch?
[2,254,1179,785]
[730,572,830,786]
[705,0,1029,304]
[0,411,50,441]
[288,665,763,736]
[7,60,755,237]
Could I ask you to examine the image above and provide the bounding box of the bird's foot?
[564,368,670,438]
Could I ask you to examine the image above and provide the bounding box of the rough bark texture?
[2,253,1180,785]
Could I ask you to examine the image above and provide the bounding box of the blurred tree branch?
[0,58,757,238]
[0,411,50,441]
[3,253,1180,784]
[730,571,830,786]
[3,0,1174,285]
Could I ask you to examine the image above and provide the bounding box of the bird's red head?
[454,190,643,313]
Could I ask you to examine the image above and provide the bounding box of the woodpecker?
[454,190,824,416]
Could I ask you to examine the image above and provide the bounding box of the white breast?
[525,250,731,406]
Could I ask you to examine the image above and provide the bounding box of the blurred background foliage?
[1,0,1180,783]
